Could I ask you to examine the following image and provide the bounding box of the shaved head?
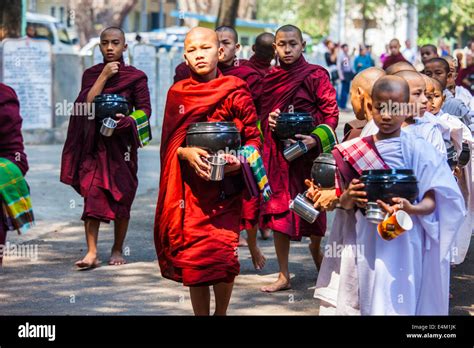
[421,44,437,54]
[393,70,425,84]
[185,27,219,49]
[215,25,238,42]
[350,67,386,120]
[421,73,434,90]
[100,26,125,41]
[275,24,303,42]
[372,75,410,104]
[425,57,450,73]
[431,76,443,91]
[385,61,416,75]
[254,32,275,60]
[352,67,386,96]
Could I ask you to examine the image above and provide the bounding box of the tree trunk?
[0,0,22,40]
[71,0,139,46]
[216,0,240,28]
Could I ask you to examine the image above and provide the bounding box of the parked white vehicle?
[26,12,77,54]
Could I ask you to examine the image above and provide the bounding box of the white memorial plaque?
[1,38,53,129]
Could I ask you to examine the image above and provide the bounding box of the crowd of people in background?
[321,37,474,111]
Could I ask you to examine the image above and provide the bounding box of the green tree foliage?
[256,0,335,39]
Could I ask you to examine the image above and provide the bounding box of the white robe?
[356,132,465,315]
[455,85,474,110]
[433,111,474,265]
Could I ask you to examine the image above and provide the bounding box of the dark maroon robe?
[382,53,408,70]
[240,55,272,77]
[0,83,29,263]
[259,55,339,240]
[60,59,151,222]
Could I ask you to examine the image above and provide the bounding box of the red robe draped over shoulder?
[0,83,29,261]
[382,53,408,70]
[259,55,339,240]
[240,55,272,77]
[60,59,151,222]
[155,72,261,286]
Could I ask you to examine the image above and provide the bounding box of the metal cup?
[289,192,320,224]
[283,141,308,162]
[100,117,118,137]
[207,155,227,181]
[366,202,386,224]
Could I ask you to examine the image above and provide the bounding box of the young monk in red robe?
[260,25,339,292]
[213,25,267,268]
[240,32,275,77]
[0,84,30,265]
[154,27,261,315]
[382,39,409,70]
[60,27,151,269]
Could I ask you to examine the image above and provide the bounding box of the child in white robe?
[338,76,465,315]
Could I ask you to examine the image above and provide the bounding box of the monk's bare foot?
[309,243,323,271]
[261,275,291,293]
[239,235,248,247]
[109,250,127,266]
[75,252,99,270]
[260,228,271,240]
[248,245,266,270]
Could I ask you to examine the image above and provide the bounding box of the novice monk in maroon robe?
[214,25,266,269]
[240,32,275,78]
[0,84,29,265]
[60,27,151,269]
[154,27,261,316]
[382,39,409,70]
[260,25,339,292]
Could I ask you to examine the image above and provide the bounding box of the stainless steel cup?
[366,202,386,224]
[100,117,117,137]
[283,141,308,162]
[207,155,227,181]
[289,192,320,223]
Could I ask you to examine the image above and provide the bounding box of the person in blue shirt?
[354,45,374,73]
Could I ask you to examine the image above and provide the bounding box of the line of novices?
[1,24,473,317]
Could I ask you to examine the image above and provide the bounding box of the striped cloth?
[0,158,34,234]
[311,124,338,153]
[129,110,152,147]
[333,137,390,196]
[239,145,272,202]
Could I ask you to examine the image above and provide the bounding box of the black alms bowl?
[360,169,419,204]
[186,122,241,154]
[93,94,129,122]
[311,153,336,188]
[274,112,315,140]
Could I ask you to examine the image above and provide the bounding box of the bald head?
[431,76,443,92]
[385,61,416,75]
[185,27,219,49]
[350,67,386,120]
[372,75,410,104]
[100,27,125,41]
[253,32,275,61]
[276,24,303,42]
[352,67,386,95]
[215,25,238,43]
[393,70,425,84]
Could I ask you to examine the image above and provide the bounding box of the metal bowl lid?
[360,169,417,183]
[187,122,239,134]
[93,94,128,102]
[277,112,313,123]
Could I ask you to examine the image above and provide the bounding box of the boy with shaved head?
[424,57,473,125]
[261,24,339,292]
[240,32,275,77]
[382,39,408,70]
[333,75,464,314]
[61,26,151,269]
[444,55,474,109]
[154,27,262,315]
[420,44,439,65]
